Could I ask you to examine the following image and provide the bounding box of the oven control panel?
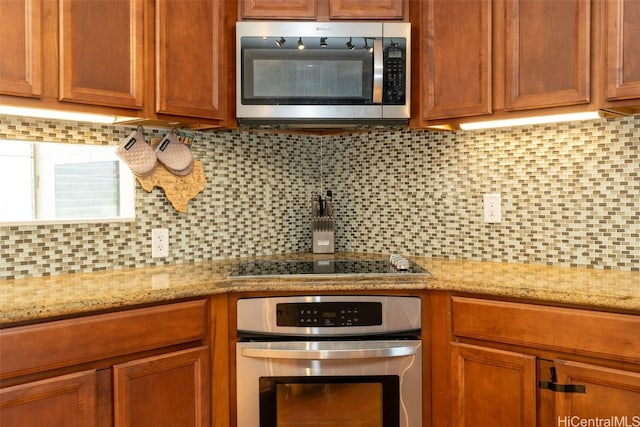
[277,302,382,327]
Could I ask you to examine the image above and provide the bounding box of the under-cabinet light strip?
[0,105,136,124]
[459,111,602,130]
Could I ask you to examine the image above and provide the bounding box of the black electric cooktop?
[230,259,429,277]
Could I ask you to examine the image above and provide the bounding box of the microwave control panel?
[383,42,406,105]
[276,302,383,327]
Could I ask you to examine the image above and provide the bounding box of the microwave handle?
[241,344,417,360]
[373,38,384,104]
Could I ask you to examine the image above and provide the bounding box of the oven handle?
[241,344,418,360]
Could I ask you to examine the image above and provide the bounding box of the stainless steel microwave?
[236,21,410,127]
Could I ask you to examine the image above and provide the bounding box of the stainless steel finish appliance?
[236,21,411,127]
[236,295,422,427]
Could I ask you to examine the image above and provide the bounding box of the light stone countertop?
[1,253,638,326]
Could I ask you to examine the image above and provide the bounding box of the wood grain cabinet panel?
[415,0,593,125]
[239,0,317,19]
[450,343,537,427]
[329,0,403,19]
[0,300,207,379]
[504,0,591,110]
[0,370,97,427]
[114,347,209,427]
[451,297,640,364]
[0,0,42,98]
[239,0,403,20]
[59,0,144,109]
[420,0,492,120]
[439,295,640,427]
[553,360,640,421]
[156,0,228,120]
[605,0,640,101]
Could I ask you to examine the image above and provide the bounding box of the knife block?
[312,217,334,254]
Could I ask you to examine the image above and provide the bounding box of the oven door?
[236,340,422,427]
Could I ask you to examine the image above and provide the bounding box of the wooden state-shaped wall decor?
[135,138,205,213]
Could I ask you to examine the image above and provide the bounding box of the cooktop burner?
[230,258,429,277]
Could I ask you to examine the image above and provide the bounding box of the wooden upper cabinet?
[504,0,590,111]
[329,0,403,19]
[59,0,144,109]
[605,0,640,101]
[0,0,42,98]
[156,0,228,120]
[239,0,317,19]
[420,0,492,120]
[415,0,594,125]
[239,0,404,20]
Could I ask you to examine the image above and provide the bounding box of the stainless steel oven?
[236,295,422,427]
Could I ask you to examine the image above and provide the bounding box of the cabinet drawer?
[0,300,207,379]
[452,297,640,363]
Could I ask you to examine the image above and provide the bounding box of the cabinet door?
[421,0,492,120]
[156,0,228,120]
[504,0,590,110]
[239,0,317,19]
[59,0,144,109]
[114,346,209,427]
[0,0,42,98]
[451,343,537,427]
[0,370,97,427]
[552,360,640,422]
[606,0,640,101]
[329,0,404,19]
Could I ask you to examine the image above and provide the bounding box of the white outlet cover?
[483,193,502,223]
[151,228,169,258]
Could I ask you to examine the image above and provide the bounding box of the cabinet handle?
[538,380,586,393]
[538,366,586,393]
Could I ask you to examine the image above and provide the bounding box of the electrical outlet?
[483,193,502,223]
[151,228,169,258]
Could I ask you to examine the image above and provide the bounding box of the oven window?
[259,376,399,427]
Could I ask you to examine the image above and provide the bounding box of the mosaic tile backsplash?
[1,115,638,279]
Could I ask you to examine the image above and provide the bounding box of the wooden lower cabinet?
[0,300,211,427]
[0,370,97,427]
[440,295,640,427]
[114,347,209,427]
[450,343,537,427]
[0,348,210,427]
[552,360,640,423]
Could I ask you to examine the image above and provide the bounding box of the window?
[0,140,135,225]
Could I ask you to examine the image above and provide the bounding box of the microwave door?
[239,36,378,116]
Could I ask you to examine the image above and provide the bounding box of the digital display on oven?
[276,302,383,327]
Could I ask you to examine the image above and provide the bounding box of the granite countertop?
[1,252,638,325]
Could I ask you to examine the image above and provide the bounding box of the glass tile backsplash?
[1,115,638,279]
